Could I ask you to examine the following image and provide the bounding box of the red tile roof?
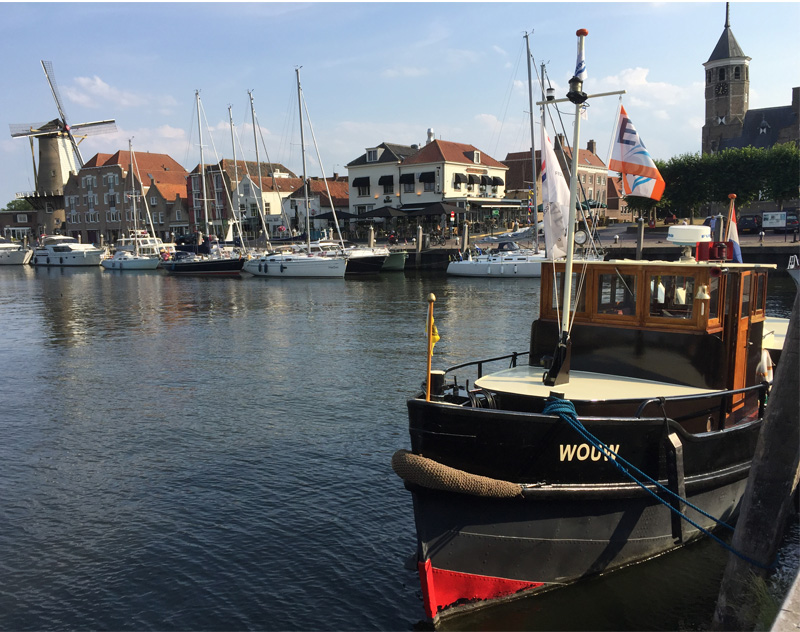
[402,140,507,169]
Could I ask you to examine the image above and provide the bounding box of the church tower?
[702,3,751,154]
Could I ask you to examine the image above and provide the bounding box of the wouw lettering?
[559,443,620,462]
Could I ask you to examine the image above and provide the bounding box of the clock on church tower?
[715,82,729,96]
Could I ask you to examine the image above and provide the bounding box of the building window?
[176,210,182,221]
[192,175,200,191]
[734,67,740,80]
[151,196,158,206]
[250,203,258,215]
[366,149,378,162]
[403,182,414,194]
[473,151,481,164]
[214,174,223,190]
[358,185,370,197]
[158,213,164,224]
[384,184,394,195]
[718,68,726,81]
[424,181,435,192]
[243,183,250,196]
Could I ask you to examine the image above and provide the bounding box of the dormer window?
[366,149,378,163]
[473,151,481,164]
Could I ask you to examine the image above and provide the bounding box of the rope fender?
[391,449,523,499]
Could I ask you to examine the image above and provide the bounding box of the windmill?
[9,60,117,202]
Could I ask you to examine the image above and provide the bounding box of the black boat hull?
[401,398,761,622]
[164,258,244,276]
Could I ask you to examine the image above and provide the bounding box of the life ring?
[756,349,774,383]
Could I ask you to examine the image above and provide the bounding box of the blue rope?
[542,396,776,570]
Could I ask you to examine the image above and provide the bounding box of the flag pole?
[426,293,436,402]
[725,193,736,241]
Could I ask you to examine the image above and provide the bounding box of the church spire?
[725,2,730,29]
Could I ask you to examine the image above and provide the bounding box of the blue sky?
[1,2,798,206]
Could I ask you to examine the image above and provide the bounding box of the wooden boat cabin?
[528,258,774,429]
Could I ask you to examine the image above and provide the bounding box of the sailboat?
[393,29,788,624]
[102,140,161,271]
[242,69,346,279]
[166,91,245,277]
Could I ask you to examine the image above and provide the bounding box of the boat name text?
[559,444,620,462]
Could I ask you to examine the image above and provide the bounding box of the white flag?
[540,130,569,259]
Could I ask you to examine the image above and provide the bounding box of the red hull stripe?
[418,559,544,619]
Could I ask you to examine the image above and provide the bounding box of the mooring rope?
[542,396,777,570]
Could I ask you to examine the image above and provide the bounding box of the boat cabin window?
[552,272,587,313]
[741,274,752,319]
[708,275,721,323]
[753,272,766,316]
[648,274,695,319]
[597,271,636,315]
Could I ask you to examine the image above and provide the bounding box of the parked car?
[774,212,799,234]
[738,214,761,234]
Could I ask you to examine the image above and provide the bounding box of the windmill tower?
[8,60,116,234]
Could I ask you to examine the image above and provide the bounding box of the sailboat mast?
[248,91,270,241]
[229,106,239,232]
[296,67,311,251]
[128,138,139,256]
[196,90,211,240]
[524,31,539,253]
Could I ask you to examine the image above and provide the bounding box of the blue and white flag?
[574,36,587,81]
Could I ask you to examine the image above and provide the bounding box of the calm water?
[0,266,796,631]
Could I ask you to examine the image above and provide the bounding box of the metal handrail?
[634,382,769,419]
[444,351,529,380]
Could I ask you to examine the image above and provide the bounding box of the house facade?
[504,137,610,223]
[62,151,189,246]
[347,130,513,227]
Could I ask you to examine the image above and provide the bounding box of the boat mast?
[196,90,211,241]
[128,138,139,256]
[541,29,625,386]
[248,91,270,242]
[296,67,311,252]
[524,31,539,253]
[228,106,239,239]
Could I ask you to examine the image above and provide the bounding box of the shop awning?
[467,174,481,185]
[377,175,394,185]
[351,177,370,187]
[492,176,505,186]
[418,171,435,183]
[399,173,415,184]
[480,175,492,185]
[453,173,468,184]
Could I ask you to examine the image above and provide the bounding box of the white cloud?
[63,76,149,109]
[382,66,430,78]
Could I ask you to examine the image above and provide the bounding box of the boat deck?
[475,365,718,401]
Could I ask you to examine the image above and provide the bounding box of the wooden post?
[712,291,800,630]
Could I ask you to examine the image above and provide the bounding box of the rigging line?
[199,99,245,245]
[300,90,345,246]
[490,37,526,158]
[129,145,157,239]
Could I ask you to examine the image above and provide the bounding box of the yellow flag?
[431,318,440,348]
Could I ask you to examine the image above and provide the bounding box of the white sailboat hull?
[447,255,544,278]
[243,254,346,278]
[0,247,33,265]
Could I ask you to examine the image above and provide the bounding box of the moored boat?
[101,249,160,271]
[393,27,790,625]
[447,236,546,278]
[32,235,106,267]
[0,238,33,265]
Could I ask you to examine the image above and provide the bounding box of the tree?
[760,143,800,211]
[659,153,709,222]
[2,199,33,212]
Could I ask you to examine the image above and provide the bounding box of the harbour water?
[0,266,796,630]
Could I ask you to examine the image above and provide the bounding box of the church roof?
[707,26,747,62]
[718,105,798,151]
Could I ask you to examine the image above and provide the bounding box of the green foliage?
[626,144,800,219]
[2,198,34,212]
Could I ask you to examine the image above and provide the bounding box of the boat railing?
[635,382,769,426]
[444,351,529,380]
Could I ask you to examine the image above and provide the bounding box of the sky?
[1,1,798,207]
